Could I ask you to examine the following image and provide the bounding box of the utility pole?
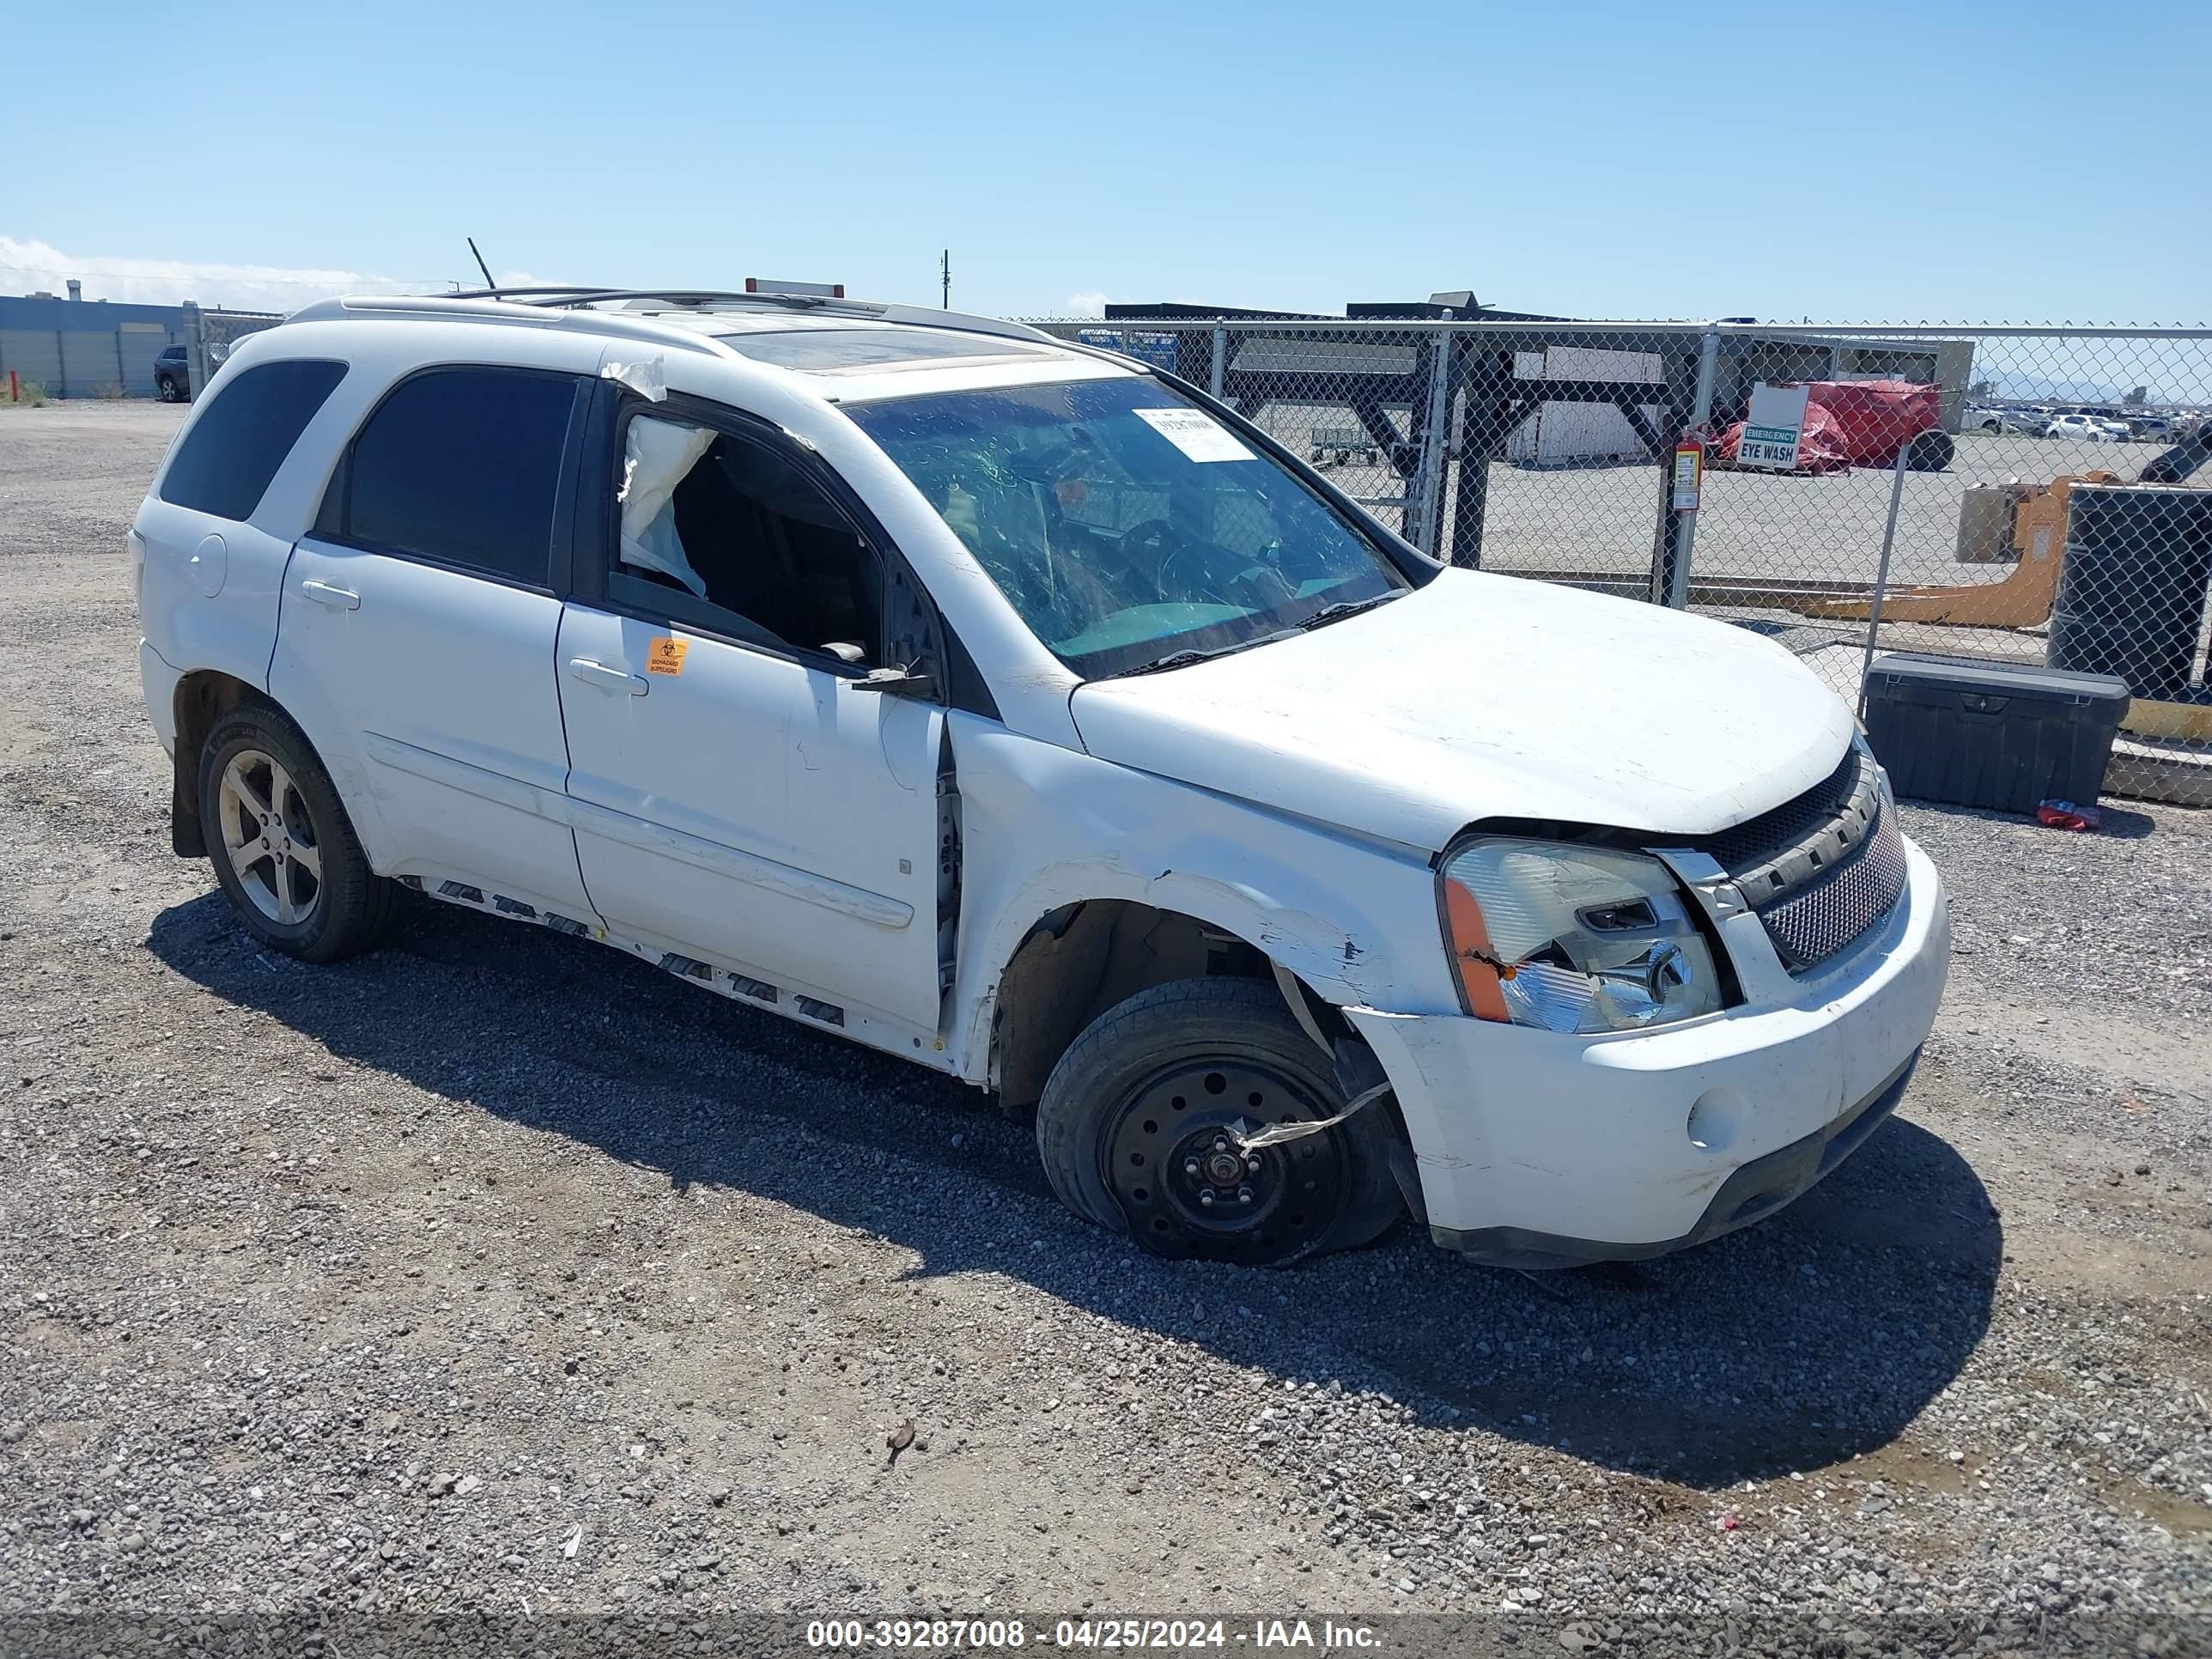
[940,249,951,309]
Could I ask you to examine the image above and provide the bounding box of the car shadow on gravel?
[149,890,2001,1492]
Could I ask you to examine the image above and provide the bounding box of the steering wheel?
[1126,517,1297,611]
[1125,517,1238,605]
[1118,518,1189,601]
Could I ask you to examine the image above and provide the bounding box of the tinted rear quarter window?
[158,358,349,520]
[334,367,579,586]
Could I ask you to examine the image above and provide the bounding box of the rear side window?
[329,367,580,586]
[158,358,348,520]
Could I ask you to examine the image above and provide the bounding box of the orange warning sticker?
[646,636,689,676]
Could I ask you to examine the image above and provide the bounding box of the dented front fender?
[941,714,1462,1085]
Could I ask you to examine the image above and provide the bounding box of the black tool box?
[1861,653,2130,814]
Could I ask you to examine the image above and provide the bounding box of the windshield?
[844,376,1408,678]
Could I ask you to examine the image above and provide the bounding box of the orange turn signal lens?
[1441,875,1513,1023]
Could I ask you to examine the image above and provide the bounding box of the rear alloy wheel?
[1036,977,1402,1266]
[198,706,396,962]
[216,747,323,927]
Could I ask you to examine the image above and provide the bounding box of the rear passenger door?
[270,363,600,925]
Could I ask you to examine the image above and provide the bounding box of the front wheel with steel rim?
[1035,977,1403,1267]
[198,705,396,962]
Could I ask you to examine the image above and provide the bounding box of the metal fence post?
[1209,325,1226,401]
[1855,440,1914,720]
[1662,324,1723,608]
[1646,328,1711,605]
[1412,328,1455,556]
[182,302,207,400]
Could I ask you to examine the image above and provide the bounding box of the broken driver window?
[611,412,884,667]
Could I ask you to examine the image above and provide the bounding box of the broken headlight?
[1439,838,1722,1034]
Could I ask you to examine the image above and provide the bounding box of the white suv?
[2043,413,2124,442]
[133,289,1949,1267]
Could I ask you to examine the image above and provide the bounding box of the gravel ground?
[3,401,2209,1653]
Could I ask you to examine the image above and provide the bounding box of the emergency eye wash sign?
[1739,382,1812,471]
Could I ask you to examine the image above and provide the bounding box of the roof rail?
[284,294,744,358]
[441,286,1064,350]
[447,286,817,309]
[285,288,1075,361]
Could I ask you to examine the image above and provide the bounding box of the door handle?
[567,657,648,696]
[299,579,360,611]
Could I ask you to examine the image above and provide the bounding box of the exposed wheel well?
[169,670,263,856]
[988,899,1352,1109]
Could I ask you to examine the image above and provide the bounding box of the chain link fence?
[179,302,285,398]
[1032,317,2212,805]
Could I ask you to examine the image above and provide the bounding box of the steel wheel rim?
[1103,1058,1348,1261]
[217,748,323,926]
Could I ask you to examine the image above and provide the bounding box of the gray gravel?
[3,401,2209,1652]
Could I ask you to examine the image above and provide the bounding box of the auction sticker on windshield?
[1133,406,1255,464]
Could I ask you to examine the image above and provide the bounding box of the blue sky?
[7,0,2208,322]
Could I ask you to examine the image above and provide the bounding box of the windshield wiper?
[1296,591,1402,631]
[1115,628,1300,678]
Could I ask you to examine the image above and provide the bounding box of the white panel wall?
[1505,344,1665,466]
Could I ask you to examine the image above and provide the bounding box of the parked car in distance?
[133,289,1949,1269]
[154,344,191,402]
[2045,413,2123,441]
[1962,406,2005,434]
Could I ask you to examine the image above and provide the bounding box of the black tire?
[1035,977,1402,1266]
[197,703,397,963]
[1903,429,1954,471]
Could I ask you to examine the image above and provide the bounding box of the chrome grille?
[1756,795,1909,972]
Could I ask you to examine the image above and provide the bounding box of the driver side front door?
[555,392,951,1037]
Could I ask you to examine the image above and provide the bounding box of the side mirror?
[854,663,938,699]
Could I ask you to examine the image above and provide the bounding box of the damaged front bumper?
[1346,836,1949,1267]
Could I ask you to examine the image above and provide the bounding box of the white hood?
[1070,568,1856,853]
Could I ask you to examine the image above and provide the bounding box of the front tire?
[198,705,397,962]
[1035,977,1402,1266]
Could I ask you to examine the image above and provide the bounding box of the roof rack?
[445,286,848,312]
[289,288,1085,362]
[438,286,1068,353]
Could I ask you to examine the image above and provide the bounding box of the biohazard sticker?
[647,636,690,676]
